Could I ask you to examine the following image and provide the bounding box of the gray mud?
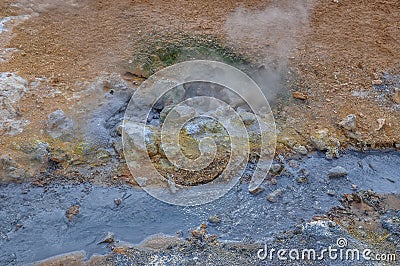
[0,151,399,265]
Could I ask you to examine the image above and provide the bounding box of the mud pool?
[0,151,399,264]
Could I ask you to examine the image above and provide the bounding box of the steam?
[225,1,315,103]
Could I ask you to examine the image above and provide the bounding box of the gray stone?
[267,188,285,203]
[327,190,336,196]
[98,232,114,244]
[114,198,122,206]
[0,72,29,135]
[167,175,178,194]
[238,110,258,126]
[310,129,340,159]
[339,114,356,131]
[270,164,282,174]
[328,166,348,178]
[208,215,222,224]
[135,177,148,187]
[0,155,26,182]
[310,129,329,151]
[391,88,400,104]
[159,105,174,123]
[249,186,265,195]
[293,144,308,155]
[31,142,49,163]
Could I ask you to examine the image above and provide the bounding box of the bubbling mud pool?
[0,151,399,265]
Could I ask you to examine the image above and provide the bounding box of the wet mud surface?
[1,151,399,265]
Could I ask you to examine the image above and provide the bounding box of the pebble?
[135,177,148,187]
[372,79,383,85]
[208,215,222,224]
[114,198,122,206]
[267,177,278,186]
[116,124,123,136]
[327,190,336,196]
[288,160,299,168]
[267,188,285,203]
[328,166,348,178]
[339,114,356,131]
[293,144,308,155]
[310,129,329,151]
[98,232,114,244]
[376,118,385,131]
[297,177,308,183]
[270,164,282,174]
[293,91,307,100]
[391,88,400,104]
[66,205,80,221]
[167,175,178,194]
[249,186,265,195]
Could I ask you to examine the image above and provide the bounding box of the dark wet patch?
[1,151,399,265]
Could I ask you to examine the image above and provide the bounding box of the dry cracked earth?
[0,0,399,265]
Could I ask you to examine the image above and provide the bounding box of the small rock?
[267,177,278,185]
[391,88,400,104]
[293,91,307,100]
[310,129,329,151]
[98,232,114,244]
[191,224,208,239]
[293,144,308,155]
[339,114,356,131]
[327,190,335,196]
[376,118,385,131]
[249,186,265,195]
[66,205,80,221]
[270,164,282,174]
[135,177,148,187]
[288,160,299,168]
[167,175,177,194]
[208,215,222,224]
[116,124,123,136]
[294,224,304,234]
[299,168,310,177]
[328,166,348,178]
[238,111,257,126]
[297,177,308,183]
[395,143,400,149]
[267,188,285,203]
[351,184,358,190]
[114,198,122,206]
[372,79,383,85]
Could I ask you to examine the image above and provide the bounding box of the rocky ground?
[0,0,399,265]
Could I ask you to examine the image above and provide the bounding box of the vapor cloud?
[225,1,315,103]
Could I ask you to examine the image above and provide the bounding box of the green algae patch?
[127,34,249,77]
